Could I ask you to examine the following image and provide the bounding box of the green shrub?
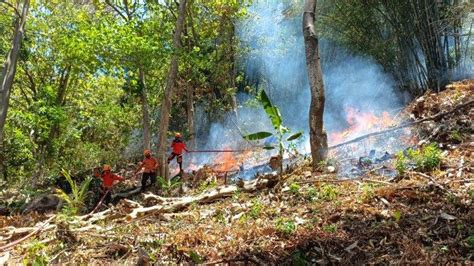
[196,179,217,194]
[319,184,339,201]
[359,183,375,203]
[214,209,227,224]
[305,187,318,201]
[232,189,242,201]
[249,199,263,219]
[409,143,442,171]
[289,183,301,196]
[396,143,443,174]
[393,210,402,223]
[322,224,338,233]
[466,235,474,248]
[448,131,462,143]
[275,218,296,236]
[395,151,408,176]
[23,240,49,265]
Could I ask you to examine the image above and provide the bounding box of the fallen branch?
[411,172,454,194]
[188,149,253,153]
[206,258,256,265]
[446,178,474,184]
[78,209,111,223]
[297,177,392,185]
[0,215,55,252]
[49,248,70,264]
[329,100,474,150]
[361,179,393,185]
[83,190,111,219]
[114,187,142,199]
[297,178,356,184]
[126,174,278,220]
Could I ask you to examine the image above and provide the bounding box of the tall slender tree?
[103,0,152,151]
[139,66,151,150]
[0,0,30,180]
[303,0,328,171]
[157,0,188,180]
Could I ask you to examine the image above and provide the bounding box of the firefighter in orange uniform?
[97,164,124,204]
[167,132,188,173]
[136,149,158,192]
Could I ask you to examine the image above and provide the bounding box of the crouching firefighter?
[135,149,158,192]
[96,165,125,205]
[167,132,188,173]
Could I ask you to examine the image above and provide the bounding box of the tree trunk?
[156,0,188,180]
[229,22,238,118]
[103,1,152,151]
[303,0,328,171]
[412,0,448,91]
[127,174,279,219]
[0,0,30,180]
[186,85,195,149]
[139,67,151,150]
[40,66,71,179]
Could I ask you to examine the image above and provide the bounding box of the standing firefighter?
[167,132,188,173]
[136,149,158,192]
[96,165,124,204]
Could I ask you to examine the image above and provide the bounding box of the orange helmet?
[103,164,111,171]
[175,132,182,138]
[144,149,151,156]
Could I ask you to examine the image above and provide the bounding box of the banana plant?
[157,176,182,196]
[55,169,92,215]
[243,89,303,174]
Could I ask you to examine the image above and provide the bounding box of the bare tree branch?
[0,0,20,17]
[104,0,128,21]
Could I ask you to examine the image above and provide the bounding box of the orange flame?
[330,107,396,144]
[214,149,238,172]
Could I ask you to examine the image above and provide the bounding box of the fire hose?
[87,189,111,216]
[186,149,252,153]
[86,177,127,217]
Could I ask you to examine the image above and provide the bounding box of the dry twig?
[0,215,55,252]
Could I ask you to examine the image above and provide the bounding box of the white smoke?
[177,0,409,177]
[236,2,404,145]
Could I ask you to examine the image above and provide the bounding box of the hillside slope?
[0,81,472,264]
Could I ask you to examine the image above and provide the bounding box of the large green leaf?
[269,107,283,131]
[61,169,78,199]
[78,177,92,204]
[243,131,273,140]
[258,90,282,130]
[263,146,276,150]
[287,131,303,141]
[258,89,273,109]
[55,188,73,206]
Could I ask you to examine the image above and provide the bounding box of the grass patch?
[289,183,301,196]
[249,199,263,219]
[319,184,339,201]
[322,224,338,233]
[275,218,296,236]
